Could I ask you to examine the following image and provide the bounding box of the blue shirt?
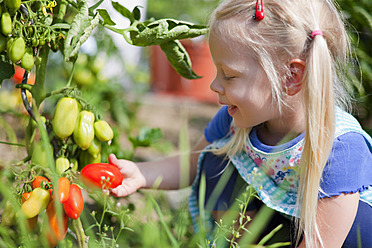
[204,106,372,199]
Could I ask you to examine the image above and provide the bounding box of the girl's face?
[209,32,278,129]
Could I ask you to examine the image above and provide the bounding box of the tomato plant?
[0,0,209,245]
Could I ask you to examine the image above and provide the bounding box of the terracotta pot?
[149,39,218,103]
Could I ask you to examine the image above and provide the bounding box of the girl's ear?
[284,59,306,96]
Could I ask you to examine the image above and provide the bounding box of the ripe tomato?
[55,177,70,204]
[63,184,84,219]
[22,192,32,203]
[45,200,69,247]
[81,163,123,190]
[12,66,35,85]
[32,176,50,189]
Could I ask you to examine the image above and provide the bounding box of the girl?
[108,0,372,247]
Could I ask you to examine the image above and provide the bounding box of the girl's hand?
[108,154,146,197]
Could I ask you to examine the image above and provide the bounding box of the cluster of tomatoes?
[0,0,65,72]
[29,96,114,175]
[4,93,123,246]
[1,175,83,247]
[25,176,82,246]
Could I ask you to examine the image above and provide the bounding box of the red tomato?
[22,192,32,203]
[11,66,35,85]
[32,176,50,189]
[45,200,69,247]
[55,177,70,204]
[81,163,123,190]
[63,184,84,219]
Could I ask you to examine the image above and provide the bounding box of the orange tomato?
[55,177,70,204]
[45,200,69,247]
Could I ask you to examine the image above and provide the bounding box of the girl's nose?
[210,78,224,95]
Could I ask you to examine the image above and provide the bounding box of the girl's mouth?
[227,105,237,116]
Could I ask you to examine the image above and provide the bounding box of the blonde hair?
[209,0,352,246]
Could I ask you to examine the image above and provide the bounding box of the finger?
[108,153,118,166]
[110,186,128,198]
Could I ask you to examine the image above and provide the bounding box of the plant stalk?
[32,47,50,106]
[72,218,89,248]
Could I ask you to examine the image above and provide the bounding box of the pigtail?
[296,32,335,247]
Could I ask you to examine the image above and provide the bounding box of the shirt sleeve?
[204,106,233,143]
[319,132,372,198]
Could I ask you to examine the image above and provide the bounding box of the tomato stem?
[16,83,33,91]
[72,218,89,248]
[32,47,50,106]
[57,0,68,23]
[45,86,75,98]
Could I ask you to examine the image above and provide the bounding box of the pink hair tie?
[311,30,323,39]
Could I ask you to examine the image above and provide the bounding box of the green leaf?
[97,9,116,26]
[130,18,208,47]
[64,1,100,62]
[112,1,134,23]
[132,6,141,21]
[89,0,104,11]
[160,40,201,79]
[0,54,15,86]
[129,127,162,148]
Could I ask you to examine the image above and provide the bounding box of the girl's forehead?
[209,28,257,61]
[210,16,257,51]
[209,33,259,73]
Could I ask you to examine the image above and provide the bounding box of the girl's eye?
[224,76,236,81]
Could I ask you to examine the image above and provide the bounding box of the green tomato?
[21,188,50,219]
[70,158,79,171]
[0,34,6,53]
[6,37,14,51]
[31,142,54,168]
[9,37,26,62]
[94,120,114,142]
[56,157,70,175]
[52,97,79,139]
[87,137,101,158]
[73,67,94,86]
[79,150,101,168]
[73,110,95,150]
[4,0,21,13]
[1,12,12,36]
[1,201,16,226]
[21,48,34,71]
